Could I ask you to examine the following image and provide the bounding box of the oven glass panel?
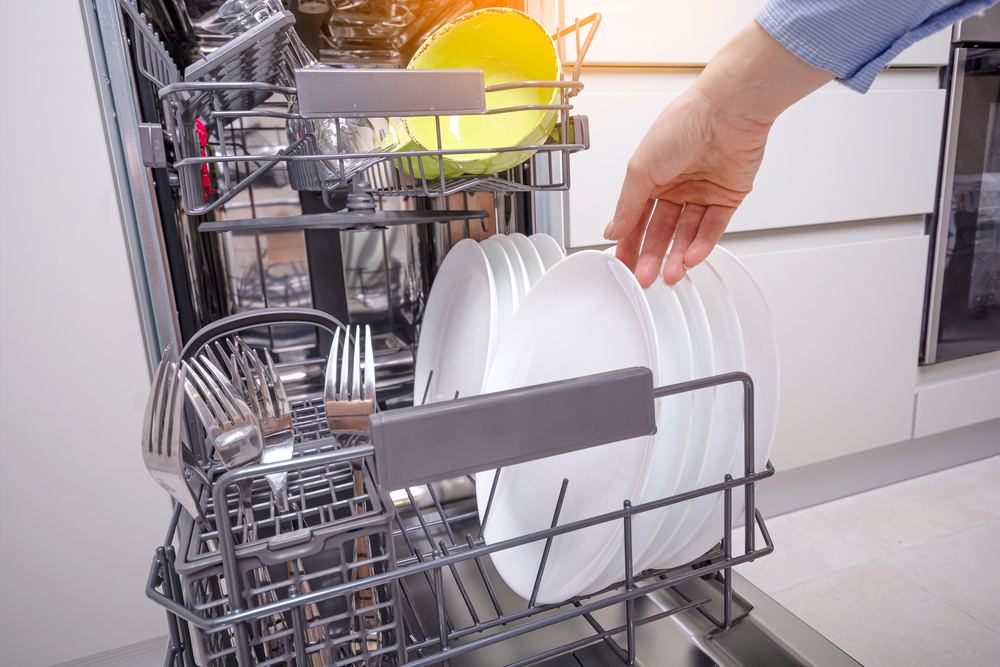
[936,49,1000,362]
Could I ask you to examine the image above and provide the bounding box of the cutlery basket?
[161,309,405,666]
[172,443,405,667]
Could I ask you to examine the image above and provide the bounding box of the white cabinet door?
[565,71,944,247]
[720,234,929,472]
[560,0,950,66]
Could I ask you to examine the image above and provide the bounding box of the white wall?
[0,1,171,665]
[558,0,950,67]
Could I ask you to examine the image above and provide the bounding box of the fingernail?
[603,221,614,240]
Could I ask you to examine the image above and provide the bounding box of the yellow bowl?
[403,8,560,176]
[387,120,467,180]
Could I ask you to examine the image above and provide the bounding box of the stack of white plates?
[414,236,779,604]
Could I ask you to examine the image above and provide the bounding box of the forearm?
[691,20,834,127]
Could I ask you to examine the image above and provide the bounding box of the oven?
[923,4,1000,364]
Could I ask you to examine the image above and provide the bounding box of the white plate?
[651,261,746,569]
[529,233,566,270]
[487,235,530,302]
[636,273,716,571]
[586,251,695,592]
[479,238,519,339]
[477,250,660,603]
[707,246,780,526]
[413,239,497,405]
[510,233,544,286]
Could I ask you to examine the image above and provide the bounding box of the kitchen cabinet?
[565,70,946,247]
[720,233,930,471]
[559,0,951,67]
[913,354,1000,438]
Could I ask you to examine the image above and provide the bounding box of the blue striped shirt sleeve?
[757,0,1000,92]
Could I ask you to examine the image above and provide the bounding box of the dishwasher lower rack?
[147,382,775,667]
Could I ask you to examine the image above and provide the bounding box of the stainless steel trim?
[83,0,182,372]
[954,3,1000,43]
[924,47,968,365]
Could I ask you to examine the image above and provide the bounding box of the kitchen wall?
[0,1,170,665]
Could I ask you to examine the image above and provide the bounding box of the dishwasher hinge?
[138,123,169,168]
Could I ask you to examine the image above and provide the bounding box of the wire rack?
[115,0,599,216]
[146,310,776,667]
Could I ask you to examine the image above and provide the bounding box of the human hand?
[606,90,770,287]
[606,21,833,287]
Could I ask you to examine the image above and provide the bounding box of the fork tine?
[324,328,342,405]
[247,345,275,421]
[235,336,275,421]
[216,340,239,384]
[198,353,248,420]
[338,328,351,401]
[351,325,361,401]
[157,362,178,457]
[183,360,227,427]
[164,364,180,459]
[152,359,174,456]
[203,344,226,377]
[186,359,231,426]
[144,357,169,454]
[170,365,188,463]
[230,344,263,424]
[363,324,375,402]
[263,348,288,412]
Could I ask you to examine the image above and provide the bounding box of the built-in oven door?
[923,46,1000,364]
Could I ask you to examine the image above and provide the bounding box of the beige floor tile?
[768,561,936,638]
[880,520,1000,603]
[732,512,869,592]
[940,580,1000,633]
[801,467,998,557]
[827,600,1000,667]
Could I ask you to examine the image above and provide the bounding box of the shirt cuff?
[758,0,999,93]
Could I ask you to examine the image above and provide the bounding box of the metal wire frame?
[147,370,775,667]
[150,13,600,216]
[116,0,180,89]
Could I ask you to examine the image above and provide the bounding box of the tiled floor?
[734,455,1000,667]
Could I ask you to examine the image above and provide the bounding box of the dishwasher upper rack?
[147,311,776,667]
[136,5,599,216]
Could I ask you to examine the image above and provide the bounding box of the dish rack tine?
[412,546,456,634]
[477,467,503,539]
[528,478,570,608]
[438,540,480,625]
[466,533,505,617]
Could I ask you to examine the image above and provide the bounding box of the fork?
[324,324,376,432]
[183,354,297,660]
[182,354,263,521]
[324,325,383,657]
[142,351,209,527]
[229,337,295,513]
[202,347,331,665]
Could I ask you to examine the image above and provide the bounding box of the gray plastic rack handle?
[294,68,487,118]
[369,366,656,491]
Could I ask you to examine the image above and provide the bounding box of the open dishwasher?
[81,1,862,665]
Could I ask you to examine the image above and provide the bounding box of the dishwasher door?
[394,488,861,667]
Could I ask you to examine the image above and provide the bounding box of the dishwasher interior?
[81,1,861,665]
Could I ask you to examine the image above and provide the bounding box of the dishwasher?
[80,1,862,665]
